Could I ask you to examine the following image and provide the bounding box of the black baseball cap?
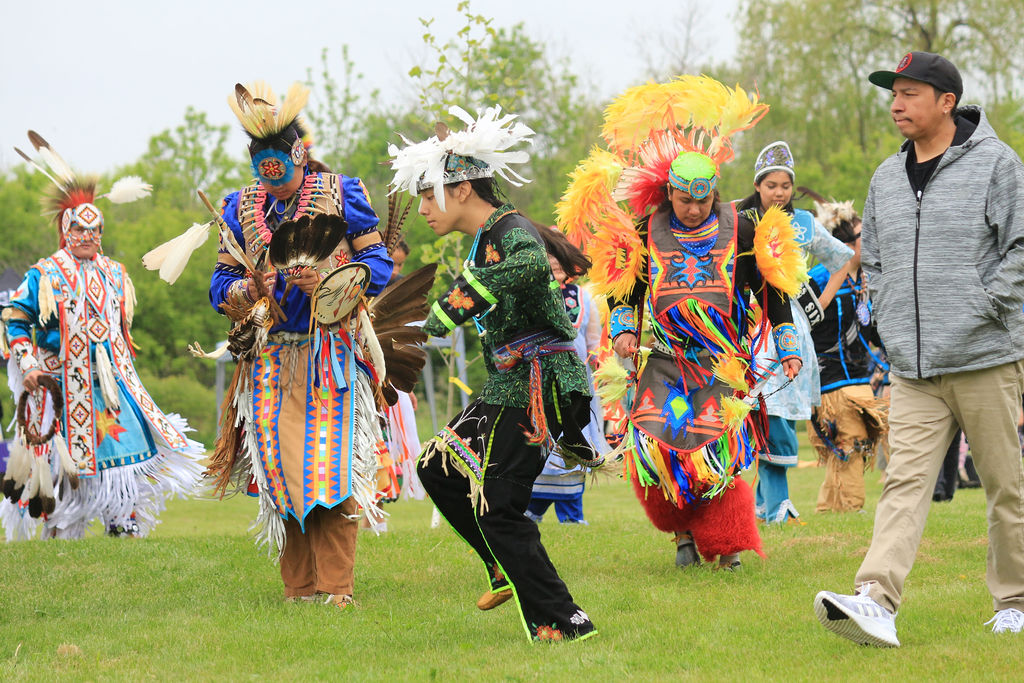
[869,51,963,104]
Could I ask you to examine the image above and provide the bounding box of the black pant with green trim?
[418,392,596,641]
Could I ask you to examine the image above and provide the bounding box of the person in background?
[804,200,888,513]
[737,142,853,526]
[525,225,611,525]
[1,133,202,541]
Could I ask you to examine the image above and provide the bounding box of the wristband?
[609,306,637,339]
[772,322,800,361]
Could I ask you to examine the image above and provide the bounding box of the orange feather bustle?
[752,205,808,298]
[585,209,647,302]
[555,147,623,248]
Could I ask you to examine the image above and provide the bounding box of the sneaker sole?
[813,592,900,648]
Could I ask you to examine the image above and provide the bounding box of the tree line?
[1,0,1020,445]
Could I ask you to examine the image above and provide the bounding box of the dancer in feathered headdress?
[735,144,855,527]
[0,132,203,541]
[170,80,421,611]
[798,195,888,514]
[388,104,598,642]
[558,75,807,569]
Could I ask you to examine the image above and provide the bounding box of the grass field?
[1,447,1021,681]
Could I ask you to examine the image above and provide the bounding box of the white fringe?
[122,273,136,327]
[230,364,387,555]
[351,370,387,528]
[1,414,204,542]
[234,375,285,559]
[94,344,120,411]
[37,274,56,324]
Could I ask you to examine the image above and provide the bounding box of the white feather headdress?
[14,131,151,236]
[388,105,534,211]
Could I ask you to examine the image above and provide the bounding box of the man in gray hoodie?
[813,51,1024,646]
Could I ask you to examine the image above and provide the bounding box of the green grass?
[1,453,1021,681]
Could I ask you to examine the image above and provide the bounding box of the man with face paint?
[1,133,203,540]
[209,82,392,610]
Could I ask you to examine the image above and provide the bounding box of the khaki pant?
[279,498,358,598]
[856,361,1024,613]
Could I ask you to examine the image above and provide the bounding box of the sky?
[0,0,739,173]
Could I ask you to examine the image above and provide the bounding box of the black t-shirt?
[905,115,977,195]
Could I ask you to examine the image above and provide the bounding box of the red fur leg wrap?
[631,472,697,533]
[688,478,764,562]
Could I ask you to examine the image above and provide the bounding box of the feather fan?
[368,263,437,404]
[268,213,347,271]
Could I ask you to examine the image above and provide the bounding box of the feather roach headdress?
[554,75,768,297]
[814,200,859,233]
[14,131,151,246]
[229,81,314,187]
[387,105,534,211]
[798,186,860,242]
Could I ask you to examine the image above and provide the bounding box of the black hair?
[530,220,592,278]
[394,238,410,256]
[832,215,862,244]
[662,186,721,217]
[442,176,507,208]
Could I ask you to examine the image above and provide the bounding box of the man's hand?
[613,333,639,358]
[23,369,43,392]
[246,272,277,300]
[292,267,321,295]
[782,357,802,379]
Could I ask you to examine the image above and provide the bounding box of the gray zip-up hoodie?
[862,106,1024,378]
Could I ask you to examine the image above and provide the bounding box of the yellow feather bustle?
[710,351,750,393]
[557,74,768,282]
[601,76,769,163]
[717,396,752,431]
[555,147,623,248]
[752,205,809,298]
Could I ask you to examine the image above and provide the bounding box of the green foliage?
[0,168,58,271]
[407,2,604,223]
[727,0,1024,209]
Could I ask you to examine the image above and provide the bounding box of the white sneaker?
[985,608,1024,634]
[814,586,900,647]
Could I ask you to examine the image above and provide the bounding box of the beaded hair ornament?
[753,140,795,183]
